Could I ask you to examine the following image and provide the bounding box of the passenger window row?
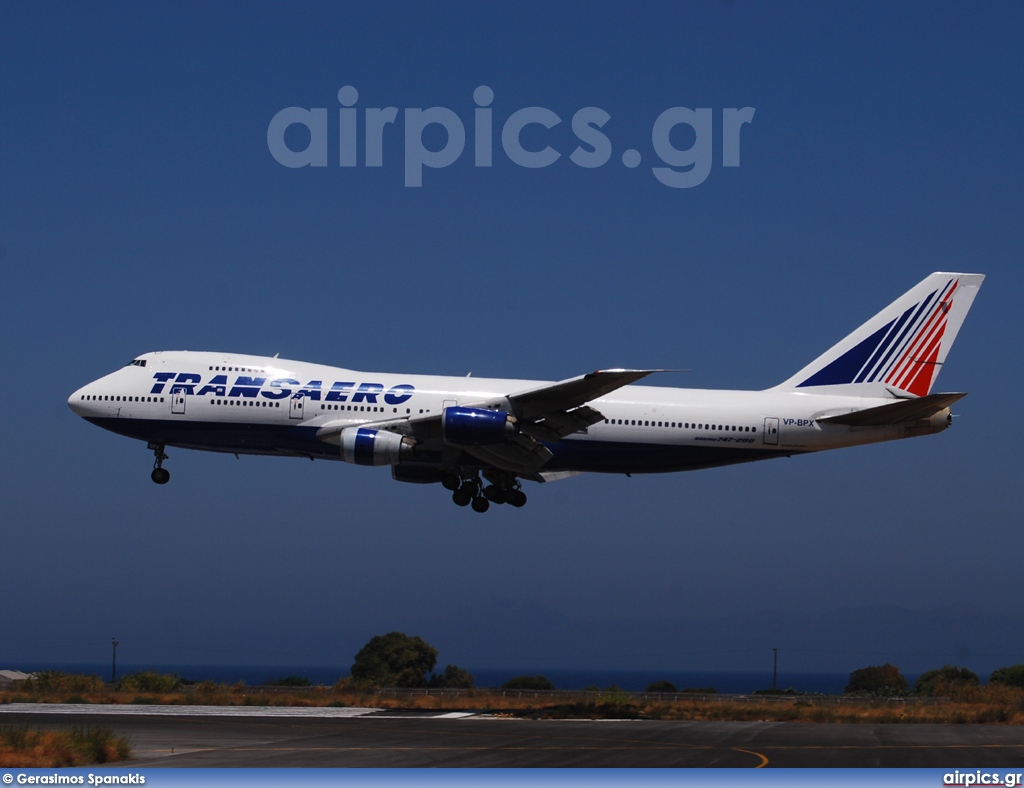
[320,404,411,414]
[210,400,281,408]
[81,395,164,403]
[208,365,262,373]
[603,418,757,433]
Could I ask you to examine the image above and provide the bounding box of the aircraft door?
[289,395,306,420]
[763,417,779,445]
[171,391,186,415]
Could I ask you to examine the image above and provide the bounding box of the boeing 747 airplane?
[69,272,983,512]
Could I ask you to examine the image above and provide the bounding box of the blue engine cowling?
[441,406,517,446]
[340,427,413,466]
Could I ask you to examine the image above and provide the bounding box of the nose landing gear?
[149,442,170,484]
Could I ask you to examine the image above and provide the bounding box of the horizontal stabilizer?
[818,392,966,426]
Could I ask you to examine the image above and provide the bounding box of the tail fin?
[773,272,985,397]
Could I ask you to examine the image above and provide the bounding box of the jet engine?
[441,406,517,446]
[340,427,414,466]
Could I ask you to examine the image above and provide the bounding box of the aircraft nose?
[68,386,89,416]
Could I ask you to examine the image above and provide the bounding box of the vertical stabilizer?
[773,272,984,397]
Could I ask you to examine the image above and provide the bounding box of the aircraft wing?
[502,369,660,441]
[506,369,659,419]
[316,369,659,473]
[816,392,967,426]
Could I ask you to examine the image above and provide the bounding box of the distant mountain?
[421,598,1024,676]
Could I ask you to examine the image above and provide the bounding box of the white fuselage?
[68,351,945,476]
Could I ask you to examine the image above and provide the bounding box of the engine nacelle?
[442,406,517,446]
[340,427,414,466]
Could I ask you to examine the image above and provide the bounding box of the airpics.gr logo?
[267,86,755,188]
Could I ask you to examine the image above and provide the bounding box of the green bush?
[914,665,980,696]
[428,665,475,689]
[844,664,910,696]
[645,680,678,693]
[68,726,131,763]
[351,632,438,688]
[990,664,1024,689]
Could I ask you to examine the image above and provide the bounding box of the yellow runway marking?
[731,747,769,767]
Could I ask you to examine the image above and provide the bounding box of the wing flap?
[462,434,554,474]
[519,405,604,441]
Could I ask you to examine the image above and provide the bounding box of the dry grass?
[618,697,1024,724]
[0,725,131,767]
[3,677,1023,724]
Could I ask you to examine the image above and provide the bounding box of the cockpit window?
[126,359,147,367]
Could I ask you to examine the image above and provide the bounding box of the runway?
[3,705,1024,767]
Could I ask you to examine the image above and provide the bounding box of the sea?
[10,664,892,695]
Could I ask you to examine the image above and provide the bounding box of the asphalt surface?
[3,706,1024,767]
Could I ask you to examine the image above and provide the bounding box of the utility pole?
[772,647,778,690]
[112,638,119,685]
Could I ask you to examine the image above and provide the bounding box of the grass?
[3,674,1023,724]
[0,725,131,767]
[570,697,1024,724]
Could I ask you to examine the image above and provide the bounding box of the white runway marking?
[426,711,477,718]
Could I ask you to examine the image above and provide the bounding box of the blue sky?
[1,2,1022,676]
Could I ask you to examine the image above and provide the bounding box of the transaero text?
[151,373,415,405]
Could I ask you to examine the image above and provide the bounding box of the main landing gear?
[149,442,170,484]
[441,470,527,513]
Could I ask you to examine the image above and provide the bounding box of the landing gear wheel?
[471,496,490,513]
[149,442,170,485]
[441,472,461,491]
[483,485,507,504]
[452,488,472,506]
[508,489,527,508]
